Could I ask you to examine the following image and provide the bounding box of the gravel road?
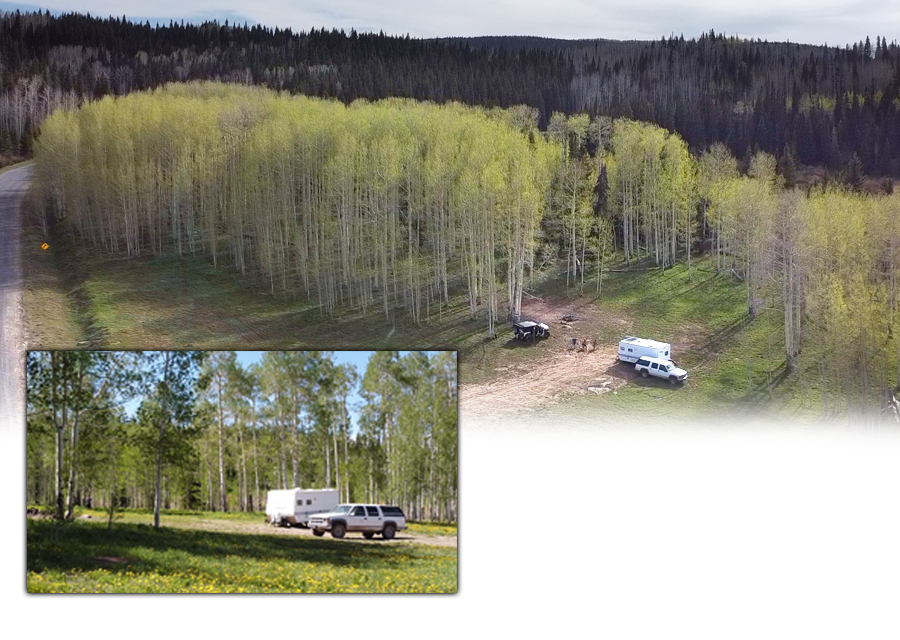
[0,164,31,430]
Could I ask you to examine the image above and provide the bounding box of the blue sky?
[2,1,898,46]
[234,350,374,430]
[123,351,437,435]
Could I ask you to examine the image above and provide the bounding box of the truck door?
[347,505,368,529]
[366,505,383,531]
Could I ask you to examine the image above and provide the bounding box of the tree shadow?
[501,338,549,349]
[26,519,437,577]
[743,361,791,403]
[701,314,755,354]
[603,360,686,388]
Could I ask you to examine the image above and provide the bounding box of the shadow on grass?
[701,314,756,354]
[501,338,552,349]
[47,220,109,347]
[602,360,685,389]
[743,361,791,403]
[27,518,431,577]
[72,249,490,351]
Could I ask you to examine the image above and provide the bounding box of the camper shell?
[265,488,339,527]
[617,336,672,363]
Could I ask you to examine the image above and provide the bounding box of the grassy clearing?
[27,511,457,593]
[459,255,823,419]
[58,247,487,351]
[540,258,811,418]
[22,219,815,416]
[21,220,82,348]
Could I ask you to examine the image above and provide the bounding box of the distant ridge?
[439,35,615,50]
[1,11,898,176]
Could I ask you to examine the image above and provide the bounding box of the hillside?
[2,11,900,175]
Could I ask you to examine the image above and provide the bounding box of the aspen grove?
[33,82,900,405]
[26,350,458,523]
[35,83,558,334]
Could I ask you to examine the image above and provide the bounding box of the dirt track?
[193,518,458,547]
[461,344,630,416]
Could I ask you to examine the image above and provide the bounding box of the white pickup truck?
[308,504,407,540]
[634,356,688,384]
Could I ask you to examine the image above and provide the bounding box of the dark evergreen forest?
[2,10,900,175]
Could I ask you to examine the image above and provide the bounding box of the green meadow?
[27,510,457,594]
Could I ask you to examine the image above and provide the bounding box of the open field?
[21,209,850,420]
[26,509,457,593]
[25,239,486,351]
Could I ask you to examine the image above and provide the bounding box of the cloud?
[1,0,898,45]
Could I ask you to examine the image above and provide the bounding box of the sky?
[123,351,430,434]
[234,350,374,431]
[1,0,898,47]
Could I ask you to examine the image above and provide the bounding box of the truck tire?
[312,529,325,537]
[526,333,533,342]
[363,531,375,539]
[669,375,677,385]
[640,369,649,378]
[382,523,396,540]
[331,522,346,539]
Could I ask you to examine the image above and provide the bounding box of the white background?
[5,410,900,638]
[3,0,900,631]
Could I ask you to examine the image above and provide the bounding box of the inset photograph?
[25,350,457,593]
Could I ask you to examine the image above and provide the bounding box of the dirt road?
[176,516,458,547]
[0,164,31,430]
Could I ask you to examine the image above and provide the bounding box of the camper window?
[296,499,302,506]
[307,499,312,505]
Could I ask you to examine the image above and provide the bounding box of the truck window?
[350,506,365,516]
[366,506,379,517]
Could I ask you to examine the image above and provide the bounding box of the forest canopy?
[4,11,900,175]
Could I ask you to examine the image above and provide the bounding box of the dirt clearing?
[460,294,641,416]
[461,344,630,415]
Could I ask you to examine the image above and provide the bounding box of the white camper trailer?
[266,488,339,527]
[617,336,672,363]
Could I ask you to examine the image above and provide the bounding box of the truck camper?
[617,336,672,363]
[265,488,339,527]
